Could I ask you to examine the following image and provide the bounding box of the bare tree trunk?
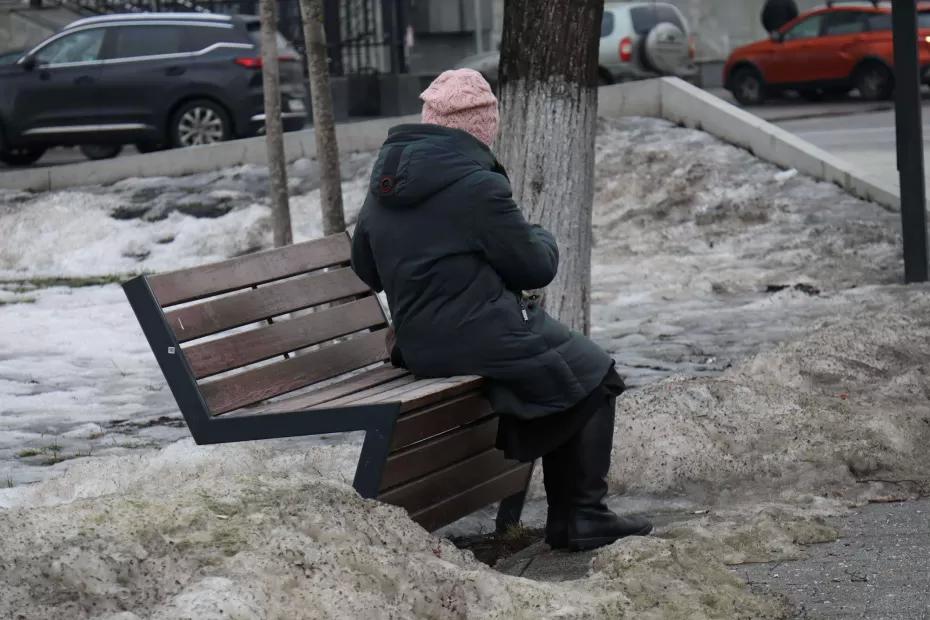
[260,0,293,247]
[497,0,603,335]
[299,0,346,236]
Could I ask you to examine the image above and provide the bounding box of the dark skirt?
[495,365,626,462]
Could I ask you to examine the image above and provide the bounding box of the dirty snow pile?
[0,154,375,279]
[0,436,822,619]
[613,287,930,504]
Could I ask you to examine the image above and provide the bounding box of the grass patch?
[0,297,36,306]
[16,449,41,458]
[3,477,13,489]
[40,455,68,466]
[0,274,145,291]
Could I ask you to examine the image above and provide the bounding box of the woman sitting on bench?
[350,69,652,552]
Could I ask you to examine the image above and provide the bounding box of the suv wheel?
[80,144,123,160]
[0,147,46,166]
[171,100,231,148]
[730,67,766,106]
[854,63,893,101]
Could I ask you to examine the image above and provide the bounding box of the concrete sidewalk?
[497,499,930,619]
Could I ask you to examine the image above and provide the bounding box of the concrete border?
[0,78,899,213]
[599,78,899,211]
[0,114,418,193]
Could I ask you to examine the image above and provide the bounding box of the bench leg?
[495,460,535,533]
[352,408,400,499]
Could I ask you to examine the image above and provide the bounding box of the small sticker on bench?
[168,347,176,355]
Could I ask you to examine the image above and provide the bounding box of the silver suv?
[456,2,696,86]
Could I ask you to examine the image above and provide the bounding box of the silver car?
[457,2,696,86]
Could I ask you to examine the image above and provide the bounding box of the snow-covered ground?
[1,117,928,618]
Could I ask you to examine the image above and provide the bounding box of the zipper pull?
[520,302,529,321]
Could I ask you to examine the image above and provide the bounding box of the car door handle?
[165,66,186,76]
[74,75,94,86]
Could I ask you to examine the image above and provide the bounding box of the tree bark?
[299,0,346,236]
[497,0,603,335]
[260,0,293,247]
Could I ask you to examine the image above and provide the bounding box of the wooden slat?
[396,376,484,412]
[331,375,484,411]
[250,365,409,415]
[149,234,352,307]
[166,267,371,343]
[379,448,517,514]
[406,464,533,532]
[320,376,448,408]
[391,393,493,450]
[317,375,423,408]
[201,329,390,415]
[184,297,386,379]
[380,416,499,490]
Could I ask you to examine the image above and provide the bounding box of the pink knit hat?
[420,69,499,147]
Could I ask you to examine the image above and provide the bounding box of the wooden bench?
[122,233,532,532]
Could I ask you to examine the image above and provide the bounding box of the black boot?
[565,396,653,552]
[542,442,572,549]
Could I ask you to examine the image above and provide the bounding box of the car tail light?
[619,37,633,62]
[234,55,298,69]
[689,35,696,60]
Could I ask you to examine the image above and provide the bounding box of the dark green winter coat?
[350,124,612,420]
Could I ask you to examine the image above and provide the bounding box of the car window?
[629,5,685,35]
[602,11,614,38]
[867,13,892,31]
[181,25,234,53]
[107,25,185,59]
[783,14,824,40]
[34,29,105,66]
[823,11,868,36]
[920,12,930,29]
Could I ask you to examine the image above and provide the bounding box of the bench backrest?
[140,233,389,421]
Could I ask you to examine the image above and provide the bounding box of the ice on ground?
[592,117,901,385]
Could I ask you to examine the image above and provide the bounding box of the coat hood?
[368,124,501,207]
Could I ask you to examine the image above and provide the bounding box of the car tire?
[170,99,232,148]
[80,144,123,160]
[730,67,766,106]
[854,63,893,101]
[0,147,45,166]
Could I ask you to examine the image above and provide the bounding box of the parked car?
[0,13,308,166]
[724,0,930,105]
[456,1,697,87]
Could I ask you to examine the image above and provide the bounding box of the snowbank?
[0,439,811,619]
[615,286,930,503]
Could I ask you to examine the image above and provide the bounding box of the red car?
[725,1,930,105]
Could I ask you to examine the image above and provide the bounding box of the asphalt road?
[777,103,930,190]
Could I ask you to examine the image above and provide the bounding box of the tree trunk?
[260,0,293,247]
[496,0,603,335]
[299,0,346,236]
